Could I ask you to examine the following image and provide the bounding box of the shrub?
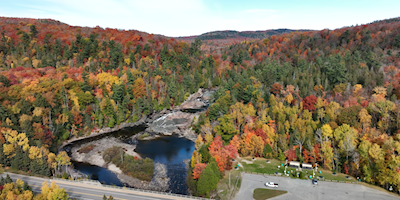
[62,172,68,179]
[78,144,96,154]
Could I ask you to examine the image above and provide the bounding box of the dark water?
[70,126,195,195]
[135,135,195,194]
[72,161,123,186]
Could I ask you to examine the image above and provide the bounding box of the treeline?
[188,19,400,197]
[0,174,68,200]
[0,17,215,177]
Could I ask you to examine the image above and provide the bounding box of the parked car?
[312,179,318,185]
[265,182,279,188]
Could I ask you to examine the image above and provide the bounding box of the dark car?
[312,179,318,185]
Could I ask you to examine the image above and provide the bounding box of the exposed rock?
[59,115,147,151]
[107,164,122,174]
[175,88,213,111]
[145,111,200,141]
[178,100,206,110]
[70,137,141,169]
[116,162,170,192]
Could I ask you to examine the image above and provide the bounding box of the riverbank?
[58,115,147,151]
[66,88,214,192]
[69,137,170,191]
[60,88,214,151]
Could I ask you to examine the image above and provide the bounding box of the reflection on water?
[135,135,195,194]
[72,162,123,186]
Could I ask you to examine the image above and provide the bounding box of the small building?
[289,161,300,168]
[302,163,313,170]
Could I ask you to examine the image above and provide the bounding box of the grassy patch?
[317,169,355,182]
[103,146,154,181]
[139,133,150,140]
[253,188,287,200]
[239,158,285,175]
[77,144,96,153]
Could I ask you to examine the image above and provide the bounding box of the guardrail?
[52,178,208,199]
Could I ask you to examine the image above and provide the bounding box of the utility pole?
[229,171,231,189]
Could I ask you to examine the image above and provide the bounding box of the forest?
[0,16,399,197]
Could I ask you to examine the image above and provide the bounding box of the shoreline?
[69,136,170,191]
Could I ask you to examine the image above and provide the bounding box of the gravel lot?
[235,173,400,200]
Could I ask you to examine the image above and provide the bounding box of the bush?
[299,172,306,179]
[62,172,68,179]
[78,144,96,153]
[139,133,149,140]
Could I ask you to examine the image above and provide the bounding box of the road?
[1,172,198,200]
[236,173,400,200]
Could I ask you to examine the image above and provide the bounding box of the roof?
[289,161,300,166]
[302,163,313,168]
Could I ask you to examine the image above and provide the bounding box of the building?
[302,163,313,170]
[289,161,300,168]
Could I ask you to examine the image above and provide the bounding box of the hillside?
[178,29,311,41]
[0,16,400,197]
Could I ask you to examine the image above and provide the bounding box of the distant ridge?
[177,29,313,41]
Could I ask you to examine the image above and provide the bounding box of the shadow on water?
[135,135,195,195]
[72,161,123,186]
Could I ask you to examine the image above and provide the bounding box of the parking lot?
[235,173,400,200]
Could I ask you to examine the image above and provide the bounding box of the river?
[71,126,195,194]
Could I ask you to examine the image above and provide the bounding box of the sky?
[1,0,400,37]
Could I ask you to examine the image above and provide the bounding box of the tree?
[192,163,207,180]
[302,95,317,112]
[358,108,371,135]
[263,143,273,158]
[194,134,203,151]
[40,181,69,200]
[55,151,71,173]
[321,141,334,170]
[214,115,239,143]
[270,83,283,95]
[196,160,220,196]
[321,124,333,141]
[30,25,38,38]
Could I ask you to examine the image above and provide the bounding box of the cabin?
[288,161,300,168]
[302,163,313,170]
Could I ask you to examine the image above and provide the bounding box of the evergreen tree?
[5,174,12,184]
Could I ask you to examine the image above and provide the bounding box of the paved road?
[236,173,400,200]
[1,173,196,200]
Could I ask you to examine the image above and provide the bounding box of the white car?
[265,182,279,188]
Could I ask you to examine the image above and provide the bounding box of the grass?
[139,133,150,140]
[253,188,287,200]
[239,157,285,175]
[317,168,355,182]
[238,157,356,182]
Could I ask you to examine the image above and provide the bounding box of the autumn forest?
[0,16,400,197]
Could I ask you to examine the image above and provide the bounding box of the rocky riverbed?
[69,137,170,191]
[66,88,215,192]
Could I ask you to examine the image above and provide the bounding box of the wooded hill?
[178,29,311,41]
[0,16,400,197]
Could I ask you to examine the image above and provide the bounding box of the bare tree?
[295,134,306,156]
